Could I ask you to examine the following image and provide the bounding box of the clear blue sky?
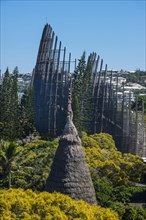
[0,0,146,74]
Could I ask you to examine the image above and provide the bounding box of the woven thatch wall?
[45,118,97,205]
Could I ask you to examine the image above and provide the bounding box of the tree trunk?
[8,170,11,189]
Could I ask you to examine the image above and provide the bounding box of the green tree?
[131,95,146,111]
[72,52,86,133]
[121,70,146,87]
[0,139,58,190]
[72,96,81,134]
[0,141,18,188]
[0,134,146,220]
[0,68,12,139]
[9,67,20,140]
[72,52,94,134]
[0,67,21,140]
[74,51,86,80]
[19,88,35,137]
[0,67,35,140]
[82,63,94,133]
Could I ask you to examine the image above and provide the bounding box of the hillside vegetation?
[121,70,146,87]
[0,133,146,219]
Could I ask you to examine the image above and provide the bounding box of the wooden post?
[94,59,103,133]
[93,55,100,95]
[114,73,119,136]
[142,100,145,157]
[45,31,55,83]
[48,36,58,134]
[68,53,71,73]
[121,82,125,150]
[75,59,77,69]
[62,47,66,72]
[107,70,113,127]
[135,96,138,155]
[53,41,62,135]
[100,64,107,132]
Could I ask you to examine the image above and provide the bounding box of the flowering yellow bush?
[0,188,119,220]
[82,132,146,185]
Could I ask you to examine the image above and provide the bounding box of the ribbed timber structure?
[32,23,146,159]
[32,23,72,136]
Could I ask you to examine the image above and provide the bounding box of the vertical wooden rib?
[100,64,107,132]
[114,73,119,136]
[54,41,62,135]
[68,53,71,73]
[107,70,113,127]
[94,59,103,133]
[48,36,58,134]
[135,96,138,155]
[92,55,99,95]
[142,100,145,157]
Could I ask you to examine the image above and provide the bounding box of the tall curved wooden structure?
[32,23,72,136]
[32,23,146,159]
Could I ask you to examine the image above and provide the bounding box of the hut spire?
[63,78,78,136]
[67,78,73,120]
[45,77,97,204]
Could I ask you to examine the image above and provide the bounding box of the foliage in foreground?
[0,139,58,190]
[1,133,145,191]
[82,132,146,186]
[82,132,146,219]
[0,133,146,219]
[0,188,119,220]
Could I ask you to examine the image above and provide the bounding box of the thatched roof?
[45,87,97,204]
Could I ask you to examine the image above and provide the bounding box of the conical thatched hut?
[45,84,97,204]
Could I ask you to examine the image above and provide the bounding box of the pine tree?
[82,63,94,133]
[74,51,86,79]
[20,88,35,137]
[72,96,82,135]
[0,67,22,140]
[0,68,12,139]
[9,67,20,140]
[72,52,94,134]
[72,51,86,133]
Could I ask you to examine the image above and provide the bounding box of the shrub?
[0,188,120,220]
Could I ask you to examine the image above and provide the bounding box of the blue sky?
[0,0,146,74]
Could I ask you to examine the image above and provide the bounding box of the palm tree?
[0,141,18,188]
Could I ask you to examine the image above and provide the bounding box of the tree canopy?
[0,68,36,141]
[72,52,94,134]
[0,133,146,219]
[0,188,119,220]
